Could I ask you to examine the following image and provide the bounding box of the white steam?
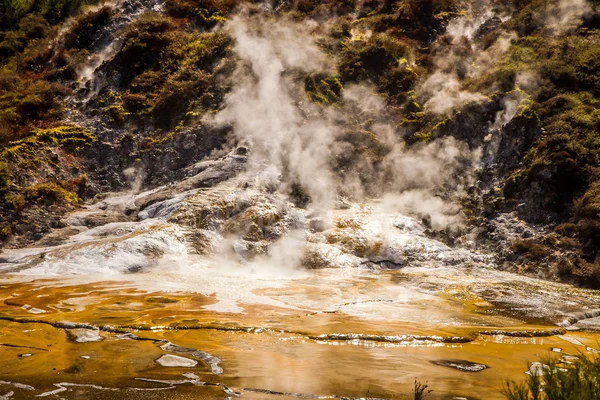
[124,166,145,193]
[493,90,528,129]
[445,2,495,40]
[214,13,481,231]
[215,15,338,209]
[420,72,485,115]
[419,4,517,114]
[516,71,542,94]
[377,137,481,230]
[544,0,592,35]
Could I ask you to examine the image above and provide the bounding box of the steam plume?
[544,0,592,35]
[213,11,481,229]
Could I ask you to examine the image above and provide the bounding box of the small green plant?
[502,353,600,400]
[305,74,343,104]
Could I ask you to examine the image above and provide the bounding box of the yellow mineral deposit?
[1,268,599,399]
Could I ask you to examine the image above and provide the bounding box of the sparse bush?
[0,30,27,59]
[0,162,11,189]
[34,125,96,151]
[192,7,227,28]
[165,0,235,23]
[104,22,232,128]
[21,182,80,205]
[152,69,211,128]
[112,13,176,86]
[122,92,150,113]
[0,77,70,138]
[63,6,112,49]
[413,379,432,400]
[503,353,600,400]
[511,238,549,260]
[17,14,49,39]
[305,74,343,104]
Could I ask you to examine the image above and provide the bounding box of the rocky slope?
[1,0,600,287]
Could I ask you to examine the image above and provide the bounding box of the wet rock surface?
[570,315,600,331]
[67,329,104,343]
[432,359,489,372]
[159,342,223,374]
[0,276,599,400]
[155,354,198,367]
[2,162,600,328]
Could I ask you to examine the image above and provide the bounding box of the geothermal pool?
[1,180,600,399]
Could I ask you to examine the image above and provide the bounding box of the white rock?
[587,346,600,353]
[526,362,546,376]
[557,335,585,347]
[156,355,197,367]
[69,329,103,343]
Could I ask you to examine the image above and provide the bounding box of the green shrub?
[305,74,343,104]
[21,182,80,204]
[0,31,27,59]
[0,0,96,29]
[5,191,26,210]
[339,39,397,82]
[193,7,226,28]
[0,77,70,138]
[0,161,11,189]
[165,0,236,22]
[152,68,211,128]
[106,22,232,128]
[34,125,96,151]
[122,92,151,113]
[17,14,49,39]
[503,353,600,400]
[0,15,49,60]
[1,0,39,28]
[0,125,94,169]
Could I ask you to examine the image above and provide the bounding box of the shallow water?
[1,265,600,399]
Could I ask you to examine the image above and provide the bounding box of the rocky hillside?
[1,0,600,287]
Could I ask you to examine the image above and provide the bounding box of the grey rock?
[432,359,489,372]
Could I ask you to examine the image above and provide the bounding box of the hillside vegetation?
[1,0,600,287]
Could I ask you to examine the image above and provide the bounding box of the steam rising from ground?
[419,72,485,115]
[215,16,337,208]
[378,137,480,230]
[493,90,528,130]
[214,12,481,230]
[3,5,507,292]
[124,166,145,193]
[419,3,516,114]
[418,0,592,126]
[544,0,592,35]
